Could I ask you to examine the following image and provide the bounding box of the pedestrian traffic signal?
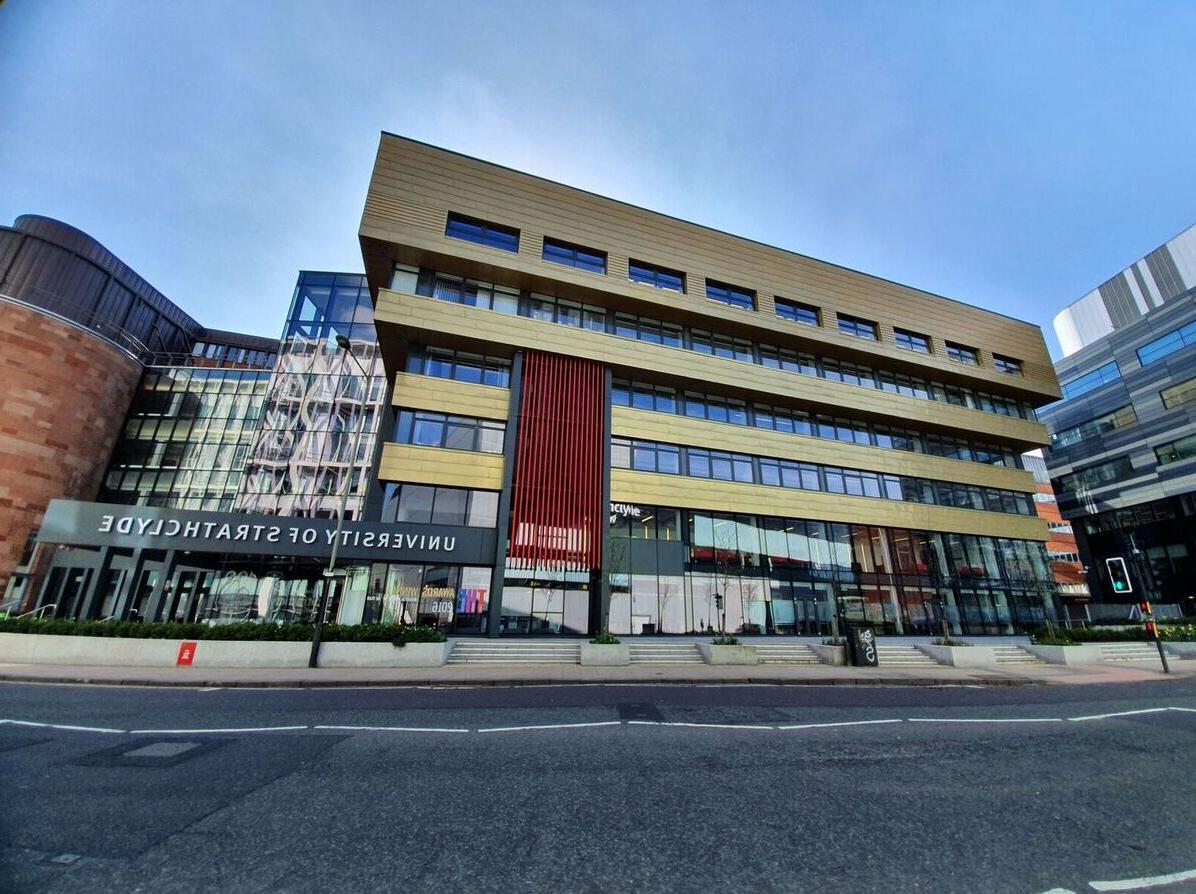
[1106,557,1133,594]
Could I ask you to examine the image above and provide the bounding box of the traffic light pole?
[1139,601,1170,674]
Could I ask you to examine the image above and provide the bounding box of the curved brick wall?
[0,298,142,593]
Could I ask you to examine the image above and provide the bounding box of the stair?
[874,643,943,667]
[628,643,704,665]
[447,641,580,664]
[753,643,822,665]
[1099,642,1163,662]
[991,645,1047,666]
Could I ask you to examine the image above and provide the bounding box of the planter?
[1021,643,1104,665]
[696,643,758,665]
[0,632,450,668]
[1163,642,1196,659]
[916,644,994,667]
[580,642,631,666]
[809,644,847,666]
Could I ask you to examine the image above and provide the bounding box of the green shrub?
[931,637,970,647]
[391,625,446,647]
[590,631,621,645]
[1029,623,1196,645]
[711,634,740,645]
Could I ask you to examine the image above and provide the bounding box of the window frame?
[773,297,820,326]
[444,212,519,253]
[945,341,980,366]
[541,237,607,274]
[628,259,685,293]
[836,313,878,341]
[705,279,757,311]
[893,328,931,354]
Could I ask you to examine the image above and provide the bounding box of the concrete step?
[875,645,942,667]
[448,642,580,664]
[991,646,1047,665]
[1099,643,1164,661]
[753,644,821,665]
[628,644,703,665]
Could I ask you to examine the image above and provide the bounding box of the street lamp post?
[308,335,372,668]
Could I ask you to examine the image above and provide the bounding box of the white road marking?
[477,721,623,733]
[0,718,125,734]
[1166,706,1196,713]
[1067,708,1171,722]
[127,725,309,734]
[907,717,1064,724]
[1036,888,1078,893]
[313,725,469,733]
[652,722,775,730]
[778,719,904,730]
[1088,867,1196,890]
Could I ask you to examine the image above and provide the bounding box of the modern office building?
[355,133,1062,636]
[1022,450,1089,610]
[1040,226,1196,615]
[10,136,1066,636]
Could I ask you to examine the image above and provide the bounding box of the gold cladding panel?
[391,372,510,420]
[377,444,504,490]
[360,134,1060,402]
[610,470,1049,541]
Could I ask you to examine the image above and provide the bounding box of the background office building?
[1040,224,1196,616]
[358,133,1063,637]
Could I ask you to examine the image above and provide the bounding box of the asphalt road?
[2,680,1195,894]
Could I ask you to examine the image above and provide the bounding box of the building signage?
[96,514,459,553]
[38,500,496,566]
[609,502,641,522]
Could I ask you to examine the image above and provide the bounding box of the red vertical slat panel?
[508,350,604,573]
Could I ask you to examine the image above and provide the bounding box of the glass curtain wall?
[236,273,387,520]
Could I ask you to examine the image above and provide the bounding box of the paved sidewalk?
[0,658,1189,688]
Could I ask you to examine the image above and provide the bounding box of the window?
[1058,455,1135,493]
[384,484,500,527]
[394,410,505,454]
[993,354,1022,375]
[613,313,682,347]
[628,260,684,292]
[428,274,519,314]
[691,330,752,362]
[1156,434,1196,466]
[610,438,679,474]
[409,348,511,387]
[1137,320,1196,367]
[1161,377,1196,410]
[837,314,877,340]
[894,328,930,353]
[528,293,607,330]
[542,237,606,274]
[1049,405,1137,448]
[445,212,519,252]
[773,297,819,326]
[945,341,979,365]
[705,280,756,311]
[1060,361,1121,400]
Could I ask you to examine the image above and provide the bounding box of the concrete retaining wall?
[1021,644,1105,665]
[580,643,630,666]
[0,633,450,668]
[697,643,758,665]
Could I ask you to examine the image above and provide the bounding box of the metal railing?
[12,604,57,620]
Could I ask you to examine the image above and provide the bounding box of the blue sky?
[2,1,1194,358]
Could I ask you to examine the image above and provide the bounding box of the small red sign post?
[176,641,197,667]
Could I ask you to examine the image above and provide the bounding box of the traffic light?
[1139,601,1156,638]
[1106,557,1133,594]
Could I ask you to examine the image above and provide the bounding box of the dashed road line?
[1067,708,1172,722]
[908,717,1064,724]
[477,721,623,733]
[314,725,469,733]
[127,725,309,734]
[778,719,904,730]
[0,719,125,734]
[1088,867,1196,891]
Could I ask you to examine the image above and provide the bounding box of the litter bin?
[846,623,879,667]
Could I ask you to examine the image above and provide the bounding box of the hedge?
[0,617,445,645]
[1030,623,1196,644]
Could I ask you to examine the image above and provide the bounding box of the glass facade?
[100,364,271,511]
[602,505,1056,636]
[235,273,387,520]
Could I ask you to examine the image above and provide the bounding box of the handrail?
[13,604,57,620]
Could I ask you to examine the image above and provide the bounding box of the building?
[1022,450,1089,612]
[10,136,1065,636]
[1040,225,1196,617]
[357,133,1062,636]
